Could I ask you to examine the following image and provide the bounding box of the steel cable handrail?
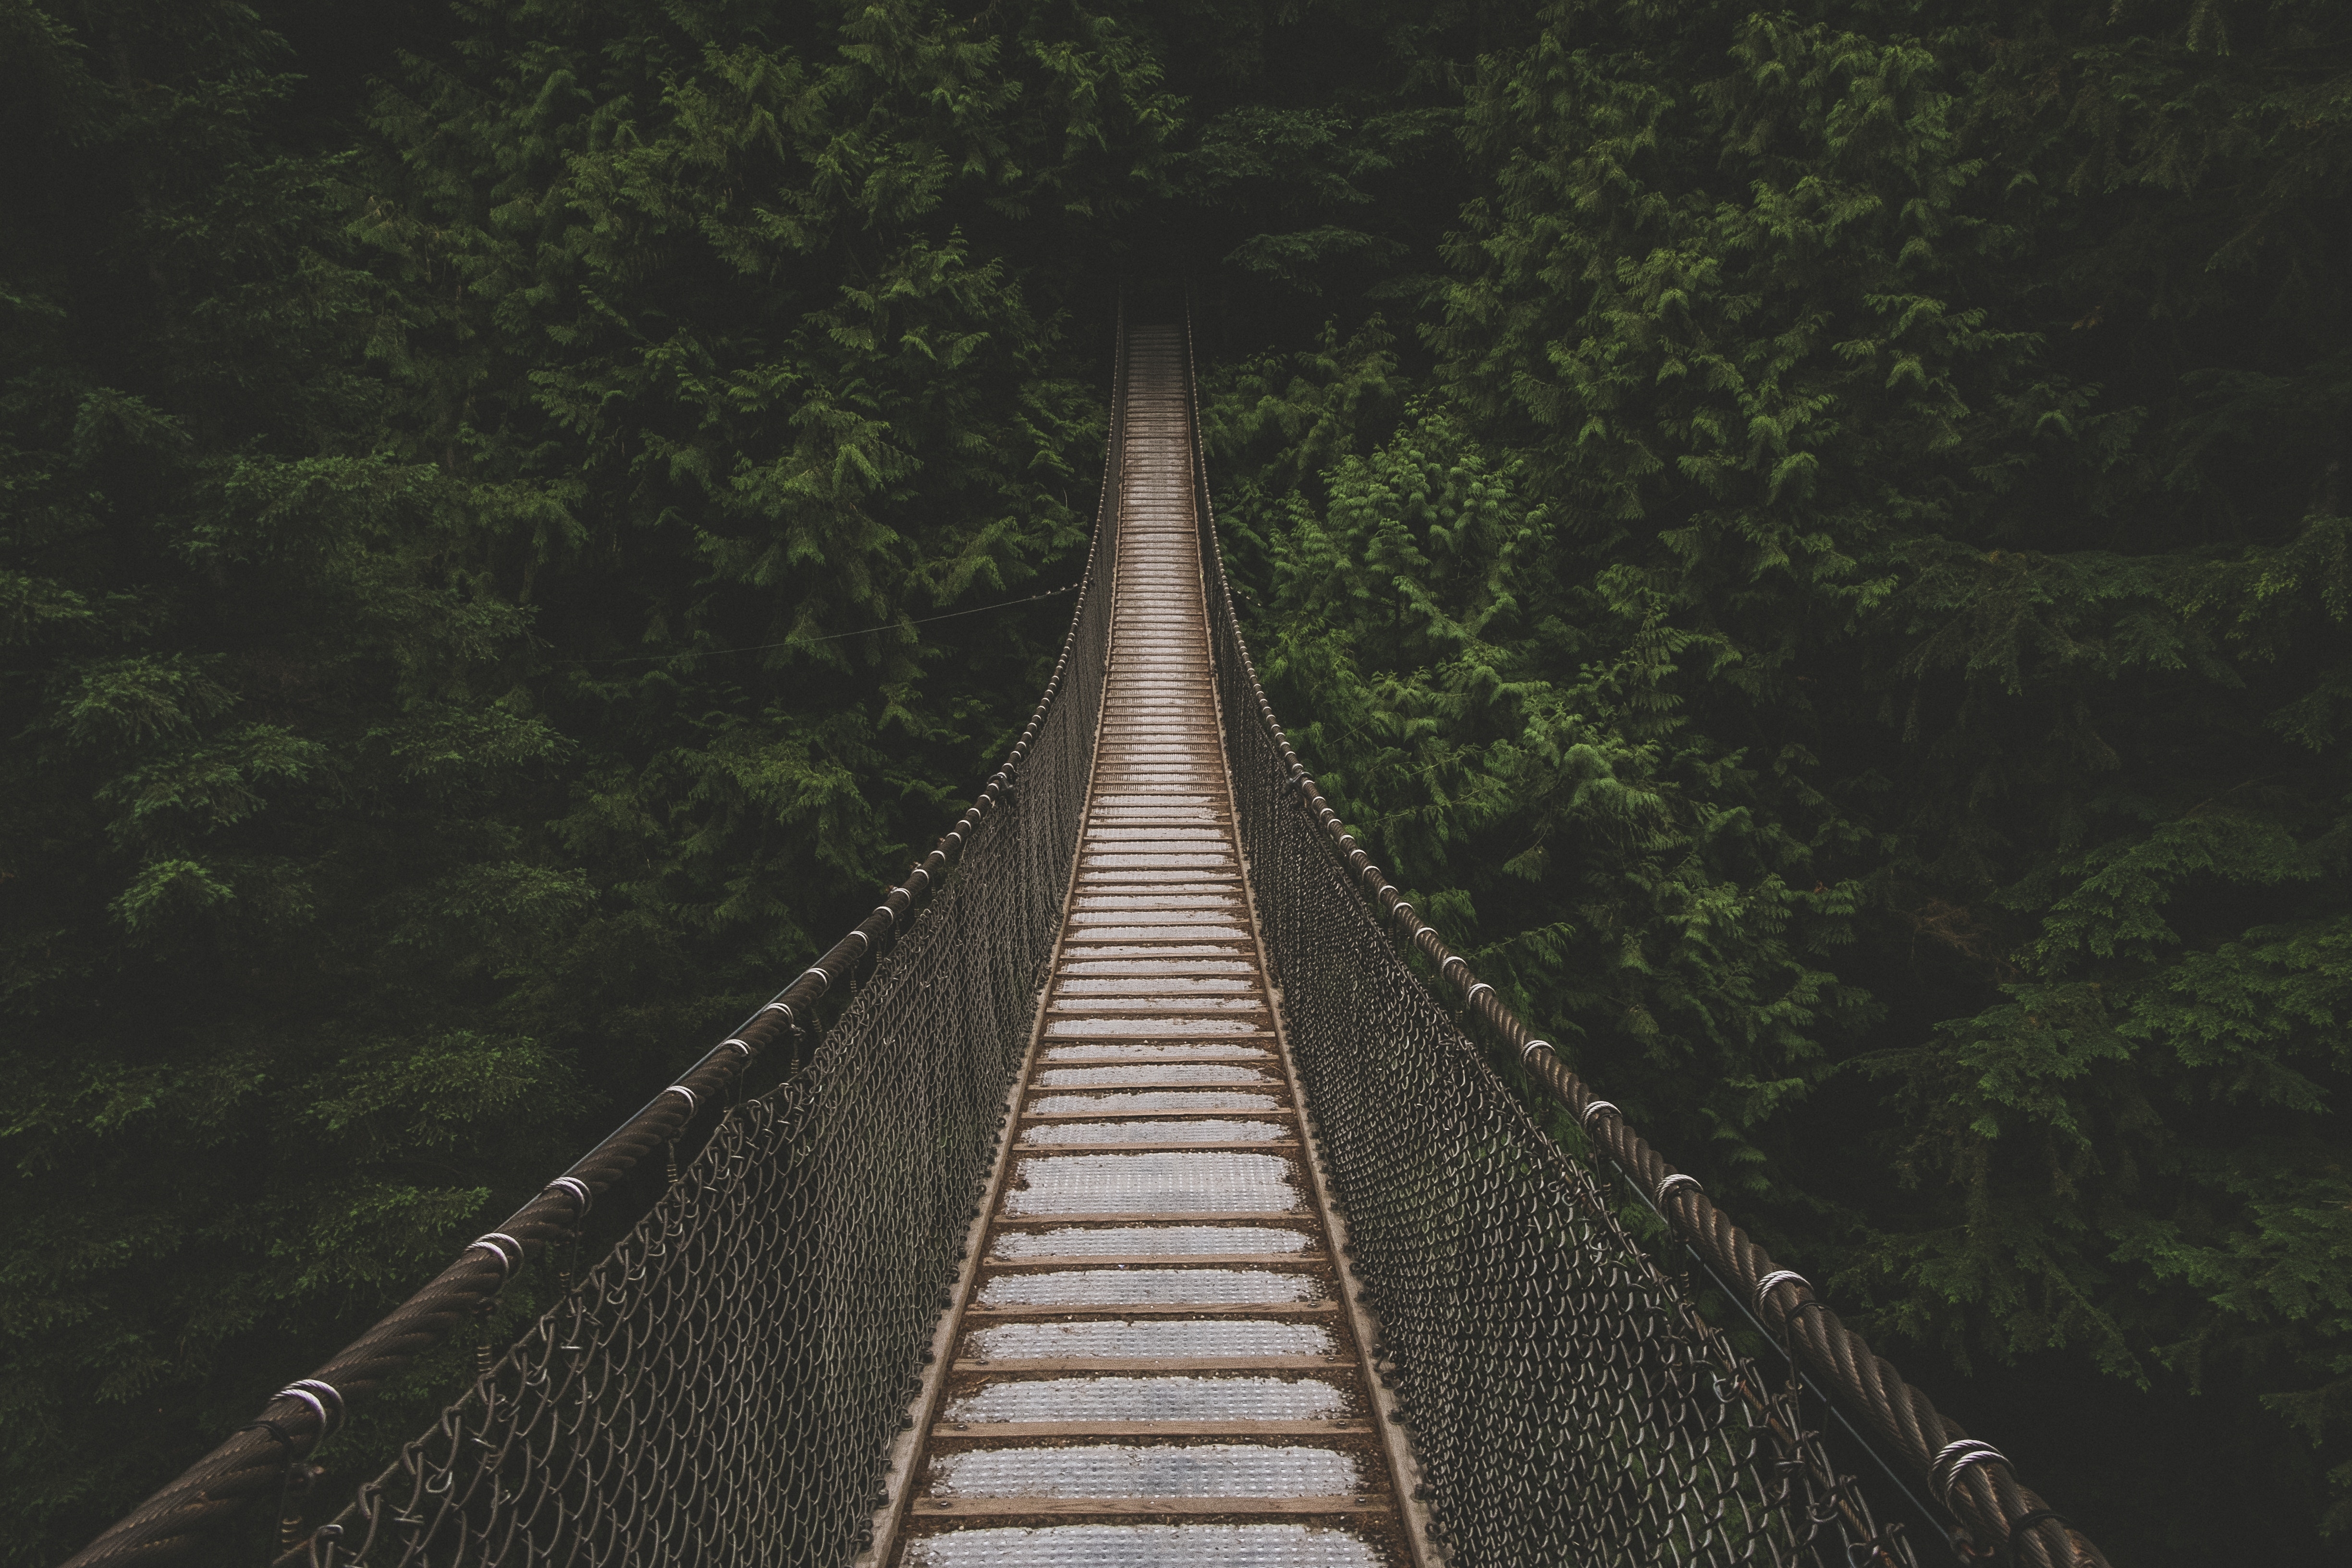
[61,303,1132,1568]
[1175,300,2107,1568]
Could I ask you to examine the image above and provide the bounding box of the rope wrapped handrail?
[1175,300,2106,1568]
[61,305,1134,1568]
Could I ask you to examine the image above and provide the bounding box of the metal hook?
[466,1233,524,1279]
[1654,1173,1703,1206]
[543,1176,592,1217]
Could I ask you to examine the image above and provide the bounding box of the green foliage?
[1,1,1170,1559]
[1204,0,2352,1554]
[0,4,582,1550]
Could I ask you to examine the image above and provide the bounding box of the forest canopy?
[3,1,2348,1563]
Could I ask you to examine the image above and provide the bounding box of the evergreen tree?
[1,2,584,1553]
[3,1,1173,1558]
[1209,1,2352,1555]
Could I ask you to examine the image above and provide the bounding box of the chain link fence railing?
[1178,302,2105,1568]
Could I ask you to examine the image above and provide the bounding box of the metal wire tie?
[1931,1438,2012,1507]
[1753,1270,1810,1314]
[796,966,831,994]
[2002,1507,2074,1568]
[466,1233,524,1279]
[758,1001,794,1026]
[1519,1037,1552,1064]
[542,1176,592,1217]
[1654,1173,1703,1206]
[873,903,900,927]
[1580,1099,1620,1132]
[273,1379,344,1438]
[661,1086,698,1116]
[843,929,870,954]
[719,1036,754,1061]
[1438,956,1468,982]
[1465,982,1495,1008]
[270,1387,330,1439]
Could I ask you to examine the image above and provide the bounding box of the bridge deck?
[886,328,1421,1567]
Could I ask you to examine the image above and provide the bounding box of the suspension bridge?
[66,313,2104,1568]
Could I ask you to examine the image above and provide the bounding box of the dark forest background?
[3,1,2347,1562]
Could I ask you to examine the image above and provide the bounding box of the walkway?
[882,327,1420,1566]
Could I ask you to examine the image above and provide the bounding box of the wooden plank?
[1022,1080,1286,1095]
[1057,933,1259,946]
[979,1252,1324,1268]
[1020,1108,1298,1122]
[929,1421,1374,1438]
[961,1302,1337,1320]
[1033,1057,1276,1071]
[1041,1025,1272,1035]
[952,1356,1346,1373]
[906,1497,1394,1518]
[1012,1140,1301,1155]
[978,1222,1308,1232]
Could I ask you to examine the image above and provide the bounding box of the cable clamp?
[843,929,870,955]
[466,1233,524,1279]
[1390,902,1415,930]
[758,1001,794,1026]
[275,1379,345,1439]
[873,904,900,927]
[1654,1173,1703,1206]
[542,1176,592,1217]
[796,967,831,995]
[1580,1099,1620,1132]
[1930,1439,2012,1508]
[1464,982,1495,1008]
[2002,1508,2073,1568]
[1753,1270,1810,1314]
[719,1036,754,1061]
[270,1390,330,1442]
[1438,956,1468,982]
[243,1417,297,1452]
[662,1085,698,1117]
[1519,1038,1552,1064]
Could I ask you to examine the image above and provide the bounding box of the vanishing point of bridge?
[68,315,2102,1568]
